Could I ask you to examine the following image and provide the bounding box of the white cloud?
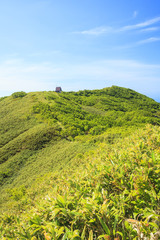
[139,27,159,32]
[0,58,159,100]
[28,50,61,57]
[120,37,160,48]
[133,11,138,18]
[137,37,160,44]
[74,16,160,37]
[74,26,113,35]
[0,59,62,93]
[121,16,160,31]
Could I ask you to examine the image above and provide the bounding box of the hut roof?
[55,87,62,92]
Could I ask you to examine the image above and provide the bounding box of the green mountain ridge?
[0,86,160,239]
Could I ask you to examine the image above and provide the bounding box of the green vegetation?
[33,86,160,138]
[0,86,160,239]
[11,91,27,99]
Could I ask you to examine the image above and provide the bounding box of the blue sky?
[0,0,160,101]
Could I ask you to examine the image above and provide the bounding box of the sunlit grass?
[0,87,160,239]
[1,125,160,239]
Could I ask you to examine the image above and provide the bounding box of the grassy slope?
[0,86,160,222]
[0,86,160,208]
[0,92,97,212]
[1,125,160,239]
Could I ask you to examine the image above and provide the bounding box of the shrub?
[12,91,27,98]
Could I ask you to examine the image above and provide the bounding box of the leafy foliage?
[0,125,160,239]
[11,91,27,98]
[32,86,160,138]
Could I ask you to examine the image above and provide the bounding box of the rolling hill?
[0,86,160,239]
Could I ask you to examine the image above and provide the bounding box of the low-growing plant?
[1,125,160,239]
[12,91,27,98]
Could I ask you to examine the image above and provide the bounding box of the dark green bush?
[12,91,27,98]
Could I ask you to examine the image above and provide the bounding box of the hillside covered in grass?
[0,86,160,239]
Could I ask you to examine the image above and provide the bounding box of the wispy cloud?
[28,50,61,57]
[0,58,159,100]
[133,11,138,18]
[137,37,160,45]
[139,27,159,32]
[116,36,160,49]
[76,16,160,36]
[121,16,160,31]
[74,26,113,35]
[0,58,62,93]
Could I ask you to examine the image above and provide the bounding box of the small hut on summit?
[55,87,62,93]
